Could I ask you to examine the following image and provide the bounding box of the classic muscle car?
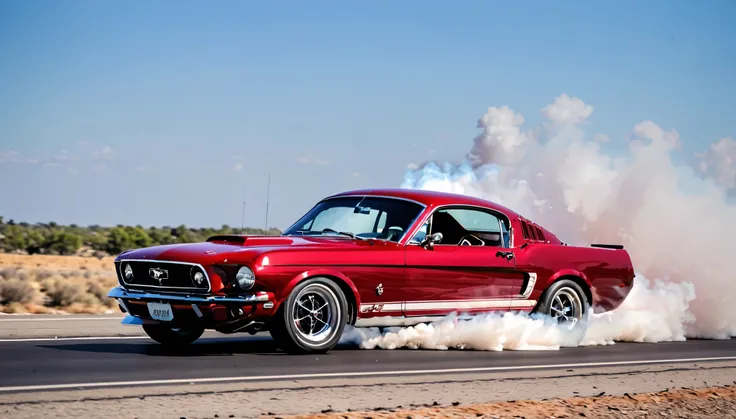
[108,188,635,353]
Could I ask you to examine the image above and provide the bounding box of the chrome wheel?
[291,283,340,344]
[549,286,583,324]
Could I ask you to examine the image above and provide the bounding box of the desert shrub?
[0,267,19,280]
[35,269,54,281]
[86,281,108,301]
[0,278,36,304]
[43,279,99,307]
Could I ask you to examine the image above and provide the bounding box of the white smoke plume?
[340,93,734,350]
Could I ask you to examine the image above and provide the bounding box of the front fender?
[273,268,361,313]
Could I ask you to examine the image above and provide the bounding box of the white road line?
[0,336,149,343]
[1,356,735,393]
[0,317,124,322]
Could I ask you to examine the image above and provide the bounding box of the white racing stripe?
[1,356,735,393]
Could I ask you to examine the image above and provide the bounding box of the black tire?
[268,277,348,354]
[533,279,589,331]
[142,323,204,346]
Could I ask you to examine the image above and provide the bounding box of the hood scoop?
[206,235,295,246]
[206,235,247,245]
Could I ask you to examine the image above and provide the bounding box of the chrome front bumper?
[108,286,271,303]
[109,286,275,326]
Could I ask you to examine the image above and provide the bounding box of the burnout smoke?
[340,93,734,350]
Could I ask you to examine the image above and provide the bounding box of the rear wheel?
[534,279,588,330]
[269,277,348,354]
[142,324,204,346]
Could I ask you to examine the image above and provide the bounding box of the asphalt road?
[1,332,735,392]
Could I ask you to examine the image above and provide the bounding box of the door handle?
[496,251,514,260]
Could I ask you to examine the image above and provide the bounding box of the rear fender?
[541,269,594,306]
[545,269,591,289]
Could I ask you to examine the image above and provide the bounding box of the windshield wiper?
[320,228,364,240]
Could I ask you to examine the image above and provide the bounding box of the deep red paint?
[114,188,635,327]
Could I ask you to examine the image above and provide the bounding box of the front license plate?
[147,302,174,321]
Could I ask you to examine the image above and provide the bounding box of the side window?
[430,208,507,247]
[443,209,501,232]
[409,220,428,244]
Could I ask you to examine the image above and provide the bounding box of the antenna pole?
[264,174,271,234]
[240,188,247,234]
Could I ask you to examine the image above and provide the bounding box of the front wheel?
[142,324,204,346]
[269,277,348,354]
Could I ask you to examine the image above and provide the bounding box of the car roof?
[326,188,522,218]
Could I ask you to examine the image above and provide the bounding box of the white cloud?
[93,146,114,159]
[696,136,736,190]
[593,133,610,143]
[233,163,244,172]
[0,151,22,163]
[296,156,329,166]
[468,105,531,166]
[541,93,594,125]
[53,150,78,162]
[352,172,360,177]
[91,164,106,171]
[631,121,681,149]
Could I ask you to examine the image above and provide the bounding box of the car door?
[402,206,527,318]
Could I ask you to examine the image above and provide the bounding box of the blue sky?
[1,0,734,229]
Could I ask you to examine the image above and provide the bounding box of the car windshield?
[282,196,425,242]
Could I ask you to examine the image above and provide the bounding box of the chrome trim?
[354,311,514,328]
[405,203,515,249]
[521,272,537,298]
[355,315,445,327]
[280,194,429,245]
[322,193,428,208]
[116,259,212,293]
[116,298,130,313]
[263,302,274,309]
[108,286,269,303]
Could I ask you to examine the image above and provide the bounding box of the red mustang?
[108,188,635,353]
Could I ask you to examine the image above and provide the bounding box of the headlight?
[235,266,255,290]
[123,264,134,280]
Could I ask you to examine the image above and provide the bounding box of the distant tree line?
[0,216,281,256]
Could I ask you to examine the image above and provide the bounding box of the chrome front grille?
[115,259,211,293]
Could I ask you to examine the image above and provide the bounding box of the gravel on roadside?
[277,384,736,419]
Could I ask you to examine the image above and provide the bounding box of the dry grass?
[0,253,118,314]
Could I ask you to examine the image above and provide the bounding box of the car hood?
[115,235,378,265]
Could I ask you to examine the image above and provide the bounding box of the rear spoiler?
[591,243,624,250]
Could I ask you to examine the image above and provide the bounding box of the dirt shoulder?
[284,385,736,419]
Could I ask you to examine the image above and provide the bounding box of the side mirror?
[420,232,443,249]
